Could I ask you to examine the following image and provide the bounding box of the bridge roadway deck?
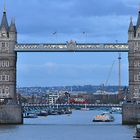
[15,43,128,52]
[22,103,122,108]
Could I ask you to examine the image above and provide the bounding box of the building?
[48,93,60,104]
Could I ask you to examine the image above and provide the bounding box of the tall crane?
[103,53,122,95]
[118,53,122,93]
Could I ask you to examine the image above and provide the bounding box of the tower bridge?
[0,5,140,124]
[15,43,128,52]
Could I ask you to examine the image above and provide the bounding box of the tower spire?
[129,16,134,32]
[4,0,6,13]
[130,16,132,22]
[137,5,140,29]
[0,1,9,32]
[9,17,17,33]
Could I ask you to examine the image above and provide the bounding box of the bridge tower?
[0,8,22,124]
[122,8,140,124]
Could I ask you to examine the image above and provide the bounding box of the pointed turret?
[9,18,17,33]
[128,17,134,32]
[136,7,140,38]
[9,18,17,40]
[128,17,134,40]
[136,6,140,29]
[0,11,9,32]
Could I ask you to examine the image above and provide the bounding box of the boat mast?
[118,53,121,93]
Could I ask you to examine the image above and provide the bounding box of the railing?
[22,103,122,108]
[15,43,128,52]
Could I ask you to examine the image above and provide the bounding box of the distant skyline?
[0,0,139,86]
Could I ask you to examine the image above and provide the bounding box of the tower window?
[2,89,5,94]
[1,42,9,53]
[134,60,140,67]
[0,86,9,96]
[133,86,140,99]
[134,73,140,81]
[0,74,9,81]
[0,60,10,67]
[138,33,140,38]
[5,87,9,95]
[2,42,5,48]
[134,46,139,52]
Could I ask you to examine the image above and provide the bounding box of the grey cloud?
[69,0,136,17]
[0,0,138,44]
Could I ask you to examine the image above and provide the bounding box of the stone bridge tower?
[0,9,22,124]
[128,9,140,102]
[0,10,17,101]
[122,8,140,124]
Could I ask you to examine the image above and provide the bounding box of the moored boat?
[81,108,90,111]
[24,112,38,118]
[64,109,72,114]
[48,110,59,115]
[37,110,48,116]
[111,107,122,114]
[93,112,114,122]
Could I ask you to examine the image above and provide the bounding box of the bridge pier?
[122,103,140,125]
[121,8,140,125]
[0,104,23,124]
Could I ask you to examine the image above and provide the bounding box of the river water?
[0,110,136,140]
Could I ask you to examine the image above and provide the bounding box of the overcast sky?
[0,0,139,87]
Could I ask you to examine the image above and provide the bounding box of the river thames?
[0,110,135,140]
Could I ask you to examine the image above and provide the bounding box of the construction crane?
[118,52,122,93]
[103,53,122,94]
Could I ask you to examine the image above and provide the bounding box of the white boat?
[37,110,48,116]
[111,107,122,114]
[24,112,38,118]
[81,108,90,111]
[93,112,114,122]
